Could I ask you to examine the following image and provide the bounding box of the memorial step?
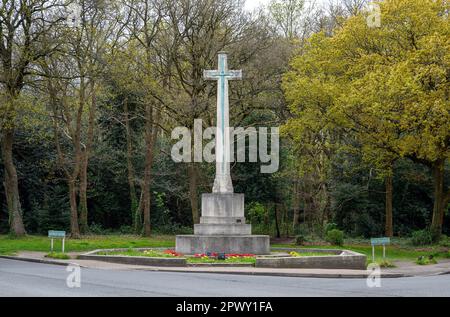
[194,223,251,235]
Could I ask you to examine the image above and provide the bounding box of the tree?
[0,0,65,236]
[118,0,166,236]
[42,0,118,237]
[76,0,118,234]
[268,0,310,41]
[284,0,449,237]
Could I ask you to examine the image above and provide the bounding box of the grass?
[187,256,256,264]
[272,242,450,263]
[97,248,256,264]
[45,252,71,260]
[2,234,448,266]
[96,249,177,258]
[416,256,437,265]
[0,234,175,255]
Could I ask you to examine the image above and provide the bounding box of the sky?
[244,0,329,11]
[244,0,271,11]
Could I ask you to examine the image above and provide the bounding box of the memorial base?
[175,235,270,255]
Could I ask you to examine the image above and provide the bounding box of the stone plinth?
[194,193,251,235]
[200,193,244,218]
[176,235,270,255]
[175,193,270,255]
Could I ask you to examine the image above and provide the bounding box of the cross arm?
[203,70,219,80]
[226,70,242,80]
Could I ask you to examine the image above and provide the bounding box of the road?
[0,258,449,297]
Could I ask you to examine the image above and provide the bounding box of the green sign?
[371,237,390,246]
[48,230,66,238]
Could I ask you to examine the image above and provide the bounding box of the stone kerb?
[256,249,367,270]
[78,249,186,267]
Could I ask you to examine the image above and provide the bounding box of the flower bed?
[96,249,182,258]
[79,247,366,269]
[94,249,256,264]
[189,253,256,264]
[288,251,337,257]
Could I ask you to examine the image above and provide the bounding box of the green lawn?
[92,248,256,264]
[272,243,450,262]
[1,234,448,264]
[0,234,175,255]
[96,249,177,258]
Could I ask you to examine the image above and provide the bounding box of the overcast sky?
[244,0,270,10]
[244,0,328,11]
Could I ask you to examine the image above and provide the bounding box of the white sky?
[244,0,270,11]
[244,0,328,11]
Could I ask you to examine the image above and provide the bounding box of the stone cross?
[176,53,269,256]
[204,52,242,193]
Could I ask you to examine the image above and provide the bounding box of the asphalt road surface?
[1,258,449,297]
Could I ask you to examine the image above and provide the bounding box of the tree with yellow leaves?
[284,0,449,238]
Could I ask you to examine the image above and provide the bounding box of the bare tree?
[41,0,118,237]
[160,0,257,225]
[0,0,66,236]
[116,0,166,236]
[268,0,317,42]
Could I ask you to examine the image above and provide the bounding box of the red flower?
[164,249,183,257]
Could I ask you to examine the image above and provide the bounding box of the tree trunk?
[142,104,160,237]
[135,189,144,233]
[283,204,289,237]
[292,178,300,230]
[385,175,393,237]
[68,179,80,239]
[124,97,140,231]
[79,159,88,234]
[188,163,200,224]
[142,105,153,237]
[304,193,314,231]
[79,81,96,234]
[431,159,446,239]
[274,204,281,238]
[320,182,331,226]
[1,130,26,236]
[68,74,85,239]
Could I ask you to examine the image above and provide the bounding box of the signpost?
[48,230,66,253]
[370,237,390,262]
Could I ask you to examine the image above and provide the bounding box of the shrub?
[88,222,106,235]
[416,255,437,265]
[45,252,71,260]
[294,234,306,246]
[118,225,134,234]
[410,230,433,246]
[324,222,338,234]
[247,202,266,224]
[378,260,396,268]
[439,235,450,247]
[326,229,344,246]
